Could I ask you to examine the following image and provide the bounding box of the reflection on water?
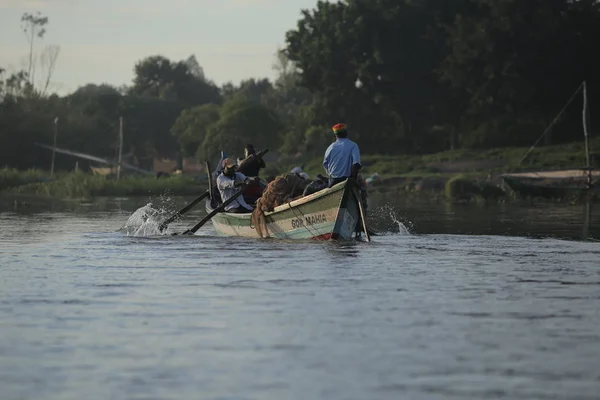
[583,202,592,240]
[371,193,599,241]
[324,241,362,259]
[3,193,598,241]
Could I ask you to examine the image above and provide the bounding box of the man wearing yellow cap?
[323,123,361,187]
[216,158,258,213]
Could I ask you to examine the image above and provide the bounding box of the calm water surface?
[1,194,599,400]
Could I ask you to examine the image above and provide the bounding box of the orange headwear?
[332,123,347,134]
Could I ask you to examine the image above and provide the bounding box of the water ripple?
[1,199,599,400]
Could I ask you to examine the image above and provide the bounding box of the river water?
[1,194,599,400]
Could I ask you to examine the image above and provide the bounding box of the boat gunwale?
[502,169,600,180]
[208,180,348,219]
[269,180,346,214]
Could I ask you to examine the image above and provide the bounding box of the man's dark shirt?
[237,156,265,177]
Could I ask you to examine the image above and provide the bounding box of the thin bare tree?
[272,48,291,80]
[39,45,60,96]
[21,12,48,87]
[272,48,300,90]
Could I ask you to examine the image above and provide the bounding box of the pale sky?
[0,0,326,95]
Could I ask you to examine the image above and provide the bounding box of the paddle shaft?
[353,187,371,242]
[158,190,209,231]
[236,148,268,175]
[182,186,247,235]
[206,161,214,201]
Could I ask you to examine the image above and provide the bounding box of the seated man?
[216,158,258,213]
[237,144,266,178]
[291,166,310,180]
[237,144,266,204]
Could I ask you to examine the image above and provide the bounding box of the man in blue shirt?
[323,123,361,187]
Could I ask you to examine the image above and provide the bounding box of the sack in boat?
[303,179,327,196]
[251,173,310,238]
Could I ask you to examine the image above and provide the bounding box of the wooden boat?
[502,81,596,198]
[207,180,362,240]
[502,169,600,198]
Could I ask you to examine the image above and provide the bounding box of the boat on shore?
[207,179,362,240]
[502,169,600,198]
[502,81,597,198]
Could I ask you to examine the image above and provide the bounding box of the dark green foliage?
[198,97,283,161]
[118,95,183,165]
[0,95,64,169]
[285,0,600,153]
[171,104,221,157]
[130,55,221,108]
[0,168,48,190]
[2,2,599,177]
[7,170,202,198]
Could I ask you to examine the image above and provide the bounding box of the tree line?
[1,0,599,172]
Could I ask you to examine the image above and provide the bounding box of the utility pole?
[50,117,58,177]
[117,116,123,180]
[582,81,592,190]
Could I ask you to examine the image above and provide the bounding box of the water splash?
[155,191,175,211]
[118,191,182,237]
[369,203,413,235]
[120,203,170,237]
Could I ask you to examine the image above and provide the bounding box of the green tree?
[118,96,183,168]
[284,0,456,153]
[263,50,314,156]
[222,78,273,104]
[130,55,221,108]
[198,97,282,161]
[304,125,332,158]
[184,54,205,81]
[0,93,65,169]
[171,103,221,157]
[0,70,32,100]
[0,68,4,99]
[440,0,600,147]
[62,84,123,158]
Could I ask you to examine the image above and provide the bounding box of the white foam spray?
[120,203,170,237]
[369,203,413,235]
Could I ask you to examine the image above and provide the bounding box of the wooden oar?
[236,148,269,175]
[206,161,214,202]
[158,190,210,232]
[353,186,371,242]
[181,187,247,235]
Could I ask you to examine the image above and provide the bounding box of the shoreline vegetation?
[3,137,599,203]
[2,3,598,207]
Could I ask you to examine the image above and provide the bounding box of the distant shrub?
[8,172,204,198]
[0,168,48,190]
[445,175,480,200]
[422,165,440,173]
[479,181,506,200]
[445,175,506,201]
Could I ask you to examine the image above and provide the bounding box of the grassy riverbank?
[297,136,600,179]
[2,137,598,201]
[2,169,206,198]
[286,136,600,201]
